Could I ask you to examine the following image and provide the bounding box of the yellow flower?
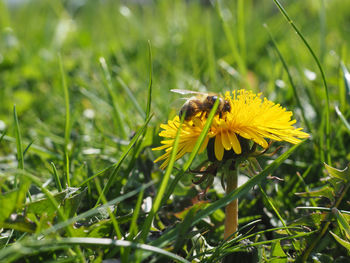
[153,89,309,169]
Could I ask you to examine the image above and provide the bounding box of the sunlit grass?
[1,0,350,262]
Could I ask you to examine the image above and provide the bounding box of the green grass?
[1,0,350,262]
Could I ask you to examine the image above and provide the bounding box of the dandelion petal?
[215,133,224,161]
[221,131,232,150]
[228,132,242,154]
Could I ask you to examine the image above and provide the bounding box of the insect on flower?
[171,89,231,121]
[153,89,310,169]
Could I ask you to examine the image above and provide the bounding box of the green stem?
[224,162,238,240]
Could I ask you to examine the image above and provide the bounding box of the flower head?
[153,89,309,169]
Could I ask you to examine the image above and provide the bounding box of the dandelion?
[153,89,309,239]
[154,89,308,167]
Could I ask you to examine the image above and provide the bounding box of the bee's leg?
[199,111,207,119]
[192,173,209,184]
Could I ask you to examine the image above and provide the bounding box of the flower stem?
[224,163,238,240]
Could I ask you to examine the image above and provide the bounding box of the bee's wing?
[170,89,204,95]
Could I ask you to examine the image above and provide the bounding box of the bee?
[171,89,231,121]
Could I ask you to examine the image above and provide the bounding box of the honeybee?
[171,89,231,121]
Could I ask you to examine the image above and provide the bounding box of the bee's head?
[206,95,218,105]
[206,95,224,111]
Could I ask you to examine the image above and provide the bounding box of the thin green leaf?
[174,204,198,253]
[272,0,331,164]
[40,181,154,237]
[141,99,220,246]
[333,208,350,240]
[139,112,185,243]
[295,185,335,203]
[215,1,245,75]
[325,162,350,182]
[161,98,221,205]
[94,177,124,257]
[123,189,145,263]
[116,76,145,119]
[99,56,127,139]
[330,231,350,251]
[51,162,63,192]
[129,189,144,238]
[270,241,287,263]
[259,185,300,253]
[146,40,152,120]
[296,206,350,215]
[233,231,315,249]
[23,140,34,157]
[341,62,350,103]
[0,130,6,144]
[13,105,24,173]
[94,114,152,207]
[0,238,190,263]
[0,221,36,234]
[58,53,71,187]
[1,134,61,159]
[335,106,350,132]
[264,24,311,133]
[183,97,220,172]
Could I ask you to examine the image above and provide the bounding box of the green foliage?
[1,0,350,262]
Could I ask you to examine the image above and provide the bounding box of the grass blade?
[140,99,220,245]
[146,40,152,120]
[237,0,246,62]
[330,231,350,251]
[333,208,350,239]
[123,189,145,262]
[272,0,331,164]
[99,56,127,139]
[13,105,24,190]
[0,238,190,263]
[162,99,226,205]
[13,105,24,172]
[335,106,350,132]
[0,130,6,144]
[23,140,34,157]
[116,76,145,119]
[215,1,245,75]
[58,53,71,187]
[129,189,144,238]
[40,181,154,237]
[50,162,63,192]
[259,185,300,253]
[264,24,312,133]
[341,62,350,103]
[94,177,125,257]
[2,134,61,159]
[139,113,186,243]
[94,114,153,207]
